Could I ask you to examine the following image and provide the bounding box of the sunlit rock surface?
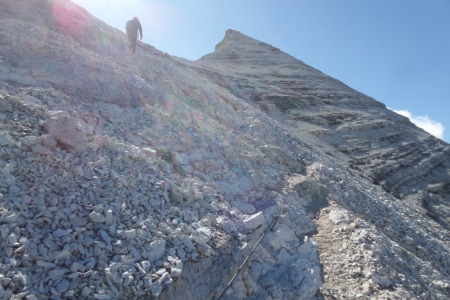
[0,1,449,299]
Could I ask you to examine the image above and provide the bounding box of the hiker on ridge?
[126,17,142,54]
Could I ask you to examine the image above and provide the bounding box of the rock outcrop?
[0,1,449,299]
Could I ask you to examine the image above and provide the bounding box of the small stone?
[31,144,53,155]
[14,245,26,253]
[122,272,134,286]
[4,213,18,223]
[48,269,68,281]
[94,294,112,300]
[89,212,106,223]
[69,278,81,292]
[0,290,13,300]
[55,279,70,293]
[130,247,142,260]
[199,217,211,228]
[84,258,97,271]
[122,229,137,239]
[105,209,113,225]
[99,230,112,245]
[64,291,75,298]
[159,272,173,285]
[7,233,17,246]
[0,226,10,239]
[143,277,152,288]
[170,267,182,278]
[21,136,41,147]
[362,282,372,295]
[13,272,27,286]
[81,287,92,297]
[351,268,362,277]
[243,211,265,231]
[36,260,57,268]
[4,246,13,257]
[8,185,20,194]
[177,248,187,259]
[53,228,72,238]
[148,239,166,263]
[0,134,13,146]
[54,249,71,260]
[371,274,393,288]
[109,262,121,271]
[41,135,58,150]
[190,227,213,244]
[70,216,87,227]
[427,182,444,193]
[142,147,156,158]
[195,242,214,257]
[67,272,80,279]
[71,262,80,272]
[151,282,162,297]
[181,235,196,252]
[0,276,12,286]
[140,261,151,272]
[135,262,146,275]
[194,191,204,201]
[218,217,237,233]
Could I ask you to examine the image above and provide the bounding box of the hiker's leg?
[132,38,137,53]
[127,34,133,52]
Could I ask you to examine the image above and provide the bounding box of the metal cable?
[216,215,280,300]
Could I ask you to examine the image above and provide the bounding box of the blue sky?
[72,0,449,142]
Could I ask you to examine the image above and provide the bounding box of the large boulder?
[44,112,90,152]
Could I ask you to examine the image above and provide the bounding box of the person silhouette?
[125,17,142,54]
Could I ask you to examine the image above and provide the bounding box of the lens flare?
[52,1,89,37]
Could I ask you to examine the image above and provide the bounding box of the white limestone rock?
[31,144,52,155]
[151,282,162,297]
[148,239,166,263]
[170,267,182,278]
[0,134,13,146]
[88,212,106,223]
[142,147,156,158]
[217,216,237,233]
[44,114,89,153]
[190,227,213,244]
[21,136,42,147]
[243,211,265,231]
[40,135,58,150]
[0,6,449,300]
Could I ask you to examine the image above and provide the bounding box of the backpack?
[126,20,138,34]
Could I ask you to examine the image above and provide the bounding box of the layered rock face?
[199,28,450,236]
[0,1,449,300]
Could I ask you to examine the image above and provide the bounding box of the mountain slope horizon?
[0,0,449,299]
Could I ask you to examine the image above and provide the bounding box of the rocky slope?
[0,0,449,299]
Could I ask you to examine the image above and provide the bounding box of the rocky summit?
[1,0,449,299]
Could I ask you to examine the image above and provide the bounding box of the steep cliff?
[0,1,449,299]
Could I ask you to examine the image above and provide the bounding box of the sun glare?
[52,0,90,36]
[71,0,183,37]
